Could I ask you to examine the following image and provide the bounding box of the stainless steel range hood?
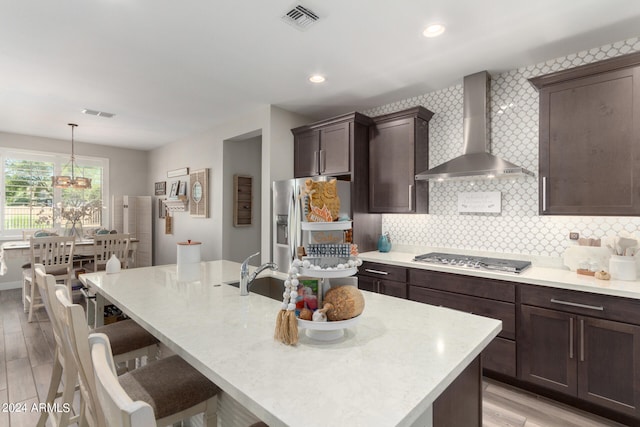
[415,71,534,181]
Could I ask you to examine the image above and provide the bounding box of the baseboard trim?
[0,281,21,291]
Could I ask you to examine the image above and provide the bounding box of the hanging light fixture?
[52,123,92,189]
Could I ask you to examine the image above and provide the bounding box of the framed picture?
[169,181,179,198]
[190,168,209,218]
[158,198,166,219]
[178,180,187,196]
[155,181,166,196]
[167,167,189,178]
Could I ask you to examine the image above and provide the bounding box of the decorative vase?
[65,221,83,240]
[377,233,392,253]
[106,254,121,274]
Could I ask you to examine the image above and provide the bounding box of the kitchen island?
[80,260,501,427]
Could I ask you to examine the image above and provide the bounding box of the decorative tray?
[298,266,358,278]
[300,221,352,231]
[297,315,360,341]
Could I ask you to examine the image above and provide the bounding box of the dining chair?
[35,268,160,427]
[23,235,75,322]
[84,233,131,272]
[55,288,220,427]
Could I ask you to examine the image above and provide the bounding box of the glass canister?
[377,232,392,253]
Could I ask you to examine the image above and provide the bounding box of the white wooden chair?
[23,235,75,322]
[54,288,219,427]
[90,333,219,427]
[36,268,159,427]
[84,233,131,272]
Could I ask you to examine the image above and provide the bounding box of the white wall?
[0,131,149,288]
[223,136,261,263]
[148,105,309,266]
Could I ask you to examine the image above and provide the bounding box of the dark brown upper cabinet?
[530,52,640,216]
[369,106,433,213]
[292,112,372,179]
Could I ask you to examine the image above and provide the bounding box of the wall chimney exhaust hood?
[415,71,534,181]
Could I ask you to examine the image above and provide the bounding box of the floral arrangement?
[37,199,101,237]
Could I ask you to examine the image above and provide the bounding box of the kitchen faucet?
[240,251,278,296]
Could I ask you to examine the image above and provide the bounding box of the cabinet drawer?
[409,286,515,340]
[408,269,515,303]
[483,337,516,377]
[360,261,407,283]
[520,284,640,326]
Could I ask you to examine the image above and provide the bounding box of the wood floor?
[0,288,628,427]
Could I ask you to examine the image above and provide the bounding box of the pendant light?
[52,123,92,189]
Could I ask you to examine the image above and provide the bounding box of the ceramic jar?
[609,255,637,281]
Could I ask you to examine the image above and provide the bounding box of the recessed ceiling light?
[423,23,445,38]
[309,74,326,83]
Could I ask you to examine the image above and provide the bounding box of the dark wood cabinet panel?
[530,52,640,216]
[409,286,515,340]
[519,305,577,395]
[519,304,640,418]
[292,112,372,179]
[369,106,433,213]
[433,356,482,427]
[361,261,407,283]
[520,284,640,326]
[408,269,515,303]
[318,122,350,176]
[483,337,516,377]
[293,129,320,178]
[578,316,640,416]
[358,262,407,298]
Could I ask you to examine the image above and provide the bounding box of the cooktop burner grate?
[413,252,531,274]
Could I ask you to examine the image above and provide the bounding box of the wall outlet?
[569,232,580,240]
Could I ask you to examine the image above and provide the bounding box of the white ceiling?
[2,0,640,151]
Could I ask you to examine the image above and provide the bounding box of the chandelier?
[52,123,92,189]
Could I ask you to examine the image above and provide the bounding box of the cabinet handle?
[550,298,604,311]
[314,151,319,174]
[569,317,574,359]
[365,269,389,275]
[320,149,326,173]
[542,176,547,212]
[409,185,414,210]
[580,319,585,362]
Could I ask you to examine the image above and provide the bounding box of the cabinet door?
[537,67,640,215]
[319,122,351,176]
[378,279,407,299]
[578,316,640,416]
[369,117,415,213]
[357,275,377,293]
[519,305,577,395]
[294,129,320,178]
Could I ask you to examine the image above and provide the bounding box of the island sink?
[226,276,284,300]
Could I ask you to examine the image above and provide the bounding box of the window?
[1,148,109,237]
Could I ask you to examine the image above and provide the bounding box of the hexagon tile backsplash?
[363,36,640,259]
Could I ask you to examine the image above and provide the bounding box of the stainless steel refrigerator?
[272,177,351,274]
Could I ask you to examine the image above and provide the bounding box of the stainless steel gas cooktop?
[413,252,531,274]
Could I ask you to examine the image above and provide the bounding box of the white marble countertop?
[360,248,640,300]
[81,260,501,427]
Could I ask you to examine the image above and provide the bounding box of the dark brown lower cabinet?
[520,304,640,417]
[358,275,407,298]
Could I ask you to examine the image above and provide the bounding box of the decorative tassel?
[274,263,301,345]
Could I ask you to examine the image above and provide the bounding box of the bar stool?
[35,267,159,427]
[55,287,220,427]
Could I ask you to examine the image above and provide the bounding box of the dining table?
[0,238,139,276]
[79,260,501,427]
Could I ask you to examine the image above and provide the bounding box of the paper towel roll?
[177,240,201,264]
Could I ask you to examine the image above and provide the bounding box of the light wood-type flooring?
[0,288,628,427]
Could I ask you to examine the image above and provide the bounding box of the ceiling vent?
[281,5,319,31]
[82,109,115,118]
